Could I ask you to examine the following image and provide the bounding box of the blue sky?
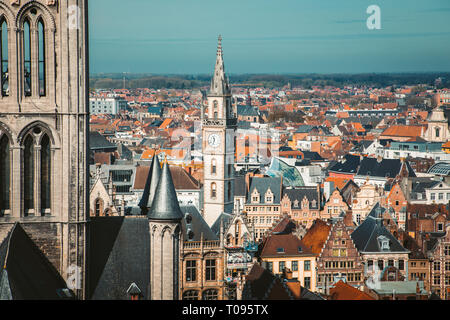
[89,0,450,74]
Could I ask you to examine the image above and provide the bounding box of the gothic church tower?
[0,0,89,299]
[202,36,236,227]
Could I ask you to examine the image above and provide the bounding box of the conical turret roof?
[138,153,162,210]
[148,161,184,221]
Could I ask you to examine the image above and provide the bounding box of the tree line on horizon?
[89,72,450,90]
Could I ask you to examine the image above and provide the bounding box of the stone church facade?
[0,0,89,299]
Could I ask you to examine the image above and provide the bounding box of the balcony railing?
[183,240,221,249]
[202,118,237,127]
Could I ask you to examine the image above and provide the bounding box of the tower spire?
[210,35,230,95]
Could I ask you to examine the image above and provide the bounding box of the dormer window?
[265,189,273,204]
[277,247,285,254]
[251,189,260,204]
[378,235,390,251]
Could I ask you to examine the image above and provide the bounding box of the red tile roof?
[300,219,332,255]
[261,233,313,258]
[329,281,375,300]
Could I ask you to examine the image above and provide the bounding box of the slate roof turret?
[148,161,184,221]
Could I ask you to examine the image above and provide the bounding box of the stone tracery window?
[22,125,53,216]
[40,134,51,211]
[23,18,32,96]
[38,18,46,96]
[23,135,34,213]
[0,18,8,96]
[0,134,10,213]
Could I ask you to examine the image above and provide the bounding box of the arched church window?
[23,19,32,96]
[436,127,440,138]
[38,19,46,97]
[23,135,34,214]
[0,134,10,213]
[40,134,51,212]
[0,18,9,96]
[211,158,216,174]
[211,183,217,199]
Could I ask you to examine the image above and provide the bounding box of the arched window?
[37,19,46,97]
[0,18,8,96]
[202,289,218,300]
[23,19,32,96]
[213,100,218,119]
[182,290,199,300]
[24,135,34,214]
[211,183,217,199]
[211,158,216,174]
[436,127,440,138]
[40,134,51,212]
[0,134,10,213]
[95,198,102,216]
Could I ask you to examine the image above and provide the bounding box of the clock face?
[208,134,221,148]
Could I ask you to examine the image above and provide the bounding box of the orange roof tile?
[381,125,425,138]
[329,281,375,300]
[301,219,331,255]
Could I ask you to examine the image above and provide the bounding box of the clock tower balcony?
[203,118,237,127]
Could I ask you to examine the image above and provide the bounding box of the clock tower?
[202,36,236,227]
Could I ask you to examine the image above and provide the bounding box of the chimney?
[284,268,293,280]
[245,173,251,193]
[344,210,353,227]
[324,181,334,201]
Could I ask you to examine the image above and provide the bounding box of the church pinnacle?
[210,35,230,96]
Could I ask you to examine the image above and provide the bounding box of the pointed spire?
[148,161,183,221]
[147,154,162,209]
[209,35,230,96]
[138,152,161,212]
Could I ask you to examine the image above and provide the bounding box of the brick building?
[314,219,365,293]
[280,186,321,228]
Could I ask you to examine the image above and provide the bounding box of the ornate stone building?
[0,0,89,299]
[316,219,364,293]
[321,188,350,221]
[423,106,450,143]
[89,164,121,217]
[202,35,237,227]
[352,181,385,225]
[427,224,450,300]
[281,186,321,228]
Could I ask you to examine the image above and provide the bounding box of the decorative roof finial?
[217,35,223,57]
